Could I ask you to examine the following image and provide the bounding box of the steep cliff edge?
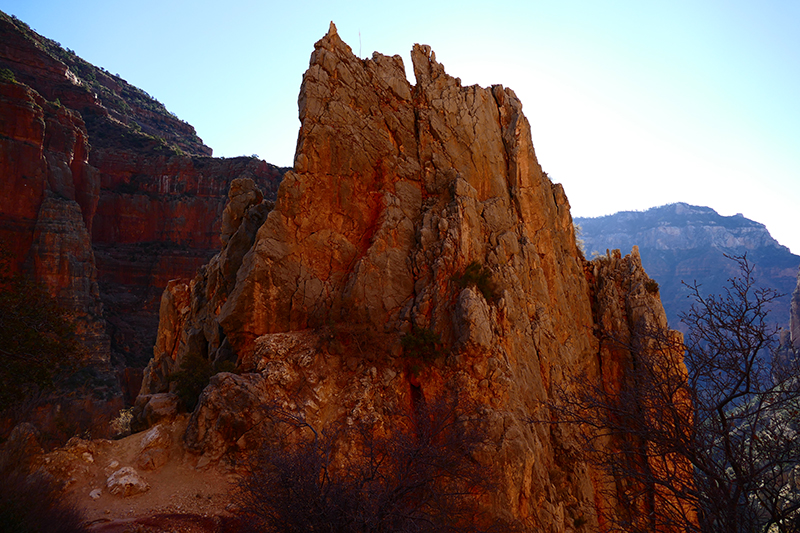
[137,24,685,529]
[0,11,286,378]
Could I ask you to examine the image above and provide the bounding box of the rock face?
[790,272,800,351]
[0,75,109,359]
[576,203,800,330]
[141,24,687,529]
[0,11,287,373]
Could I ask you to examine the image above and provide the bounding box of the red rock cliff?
[0,77,108,358]
[0,11,286,374]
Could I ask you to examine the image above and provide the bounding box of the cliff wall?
[576,203,800,331]
[0,77,109,359]
[139,24,686,529]
[0,11,286,375]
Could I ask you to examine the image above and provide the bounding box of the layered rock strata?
[0,77,109,358]
[0,11,286,370]
[140,24,687,529]
[576,203,800,331]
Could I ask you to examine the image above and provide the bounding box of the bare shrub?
[234,394,520,532]
[0,438,87,532]
[551,254,800,533]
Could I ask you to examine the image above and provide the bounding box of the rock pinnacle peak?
[135,26,689,530]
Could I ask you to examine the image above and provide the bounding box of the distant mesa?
[575,202,800,331]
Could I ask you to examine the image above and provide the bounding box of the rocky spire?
[138,26,686,530]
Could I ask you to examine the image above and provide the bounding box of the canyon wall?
[0,75,109,359]
[576,203,800,331]
[0,11,286,381]
[139,24,687,529]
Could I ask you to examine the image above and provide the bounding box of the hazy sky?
[4,1,799,253]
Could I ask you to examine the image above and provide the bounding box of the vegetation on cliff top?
[0,10,209,156]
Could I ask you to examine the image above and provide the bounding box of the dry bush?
[234,394,521,533]
[552,254,800,533]
[0,438,87,532]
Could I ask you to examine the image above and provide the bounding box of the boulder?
[106,466,149,497]
[132,393,181,431]
[135,424,172,471]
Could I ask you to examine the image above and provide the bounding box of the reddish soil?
[45,417,245,533]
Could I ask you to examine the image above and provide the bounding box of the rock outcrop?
[790,270,800,351]
[139,23,687,529]
[576,203,800,330]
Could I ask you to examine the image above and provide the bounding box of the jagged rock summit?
[138,24,683,529]
[215,22,584,353]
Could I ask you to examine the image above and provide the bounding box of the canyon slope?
[0,10,286,401]
[576,203,800,331]
[134,23,688,530]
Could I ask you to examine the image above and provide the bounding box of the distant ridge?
[575,202,799,330]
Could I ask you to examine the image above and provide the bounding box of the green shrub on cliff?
[169,351,236,411]
[400,326,443,361]
[451,261,497,301]
[0,68,16,83]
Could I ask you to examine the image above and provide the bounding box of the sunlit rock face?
[140,23,687,529]
[790,271,800,351]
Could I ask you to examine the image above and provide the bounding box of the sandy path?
[42,416,244,532]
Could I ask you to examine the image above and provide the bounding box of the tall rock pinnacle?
[139,26,687,530]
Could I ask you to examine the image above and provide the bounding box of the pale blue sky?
[4,1,799,254]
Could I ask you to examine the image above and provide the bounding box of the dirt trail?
[43,416,242,532]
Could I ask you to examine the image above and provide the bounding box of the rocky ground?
[40,416,242,532]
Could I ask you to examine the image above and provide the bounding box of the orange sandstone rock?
[139,24,691,531]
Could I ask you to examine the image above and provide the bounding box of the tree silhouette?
[552,255,800,532]
[0,248,83,415]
